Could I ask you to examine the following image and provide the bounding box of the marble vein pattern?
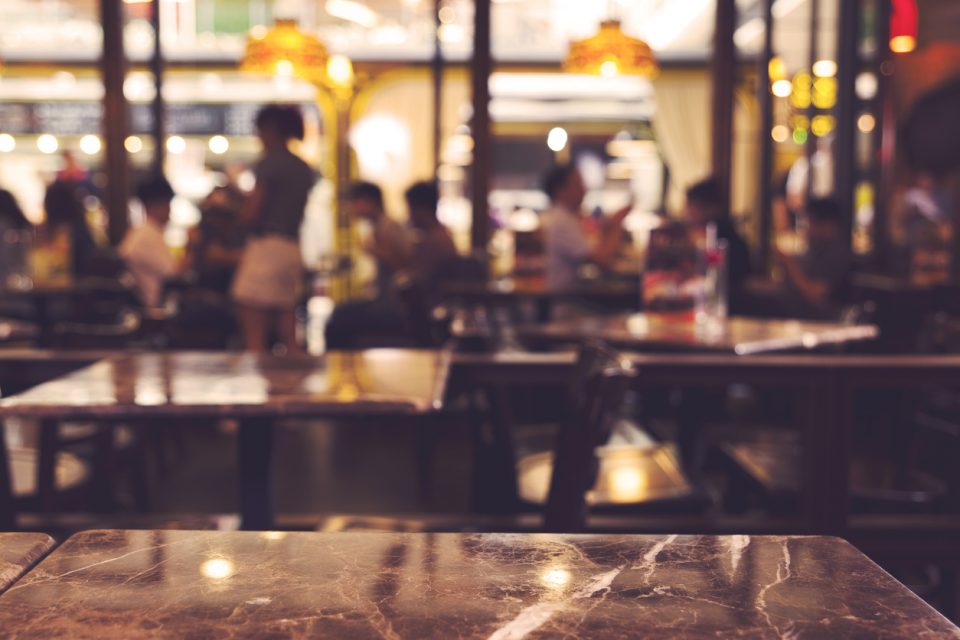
[0,531,956,638]
[0,350,451,418]
[0,533,55,595]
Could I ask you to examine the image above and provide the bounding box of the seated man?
[406,181,458,292]
[774,198,852,319]
[120,175,179,307]
[683,177,752,296]
[324,181,411,350]
[540,164,630,290]
[350,181,412,297]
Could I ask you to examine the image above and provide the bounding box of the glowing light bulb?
[208,135,229,155]
[547,127,568,152]
[125,136,143,153]
[166,136,186,155]
[37,134,59,154]
[79,134,101,155]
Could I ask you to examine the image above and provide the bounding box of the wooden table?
[0,533,54,596]
[0,350,452,530]
[518,313,879,354]
[0,530,955,638]
[451,351,960,537]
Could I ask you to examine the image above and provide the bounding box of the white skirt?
[231,235,303,309]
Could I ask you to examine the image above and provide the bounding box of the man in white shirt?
[540,164,630,290]
[120,175,178,307]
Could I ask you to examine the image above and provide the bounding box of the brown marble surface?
[519,313,879,354]
[0,533,55,595]
[0,350,451,419]
[0,530,955,638]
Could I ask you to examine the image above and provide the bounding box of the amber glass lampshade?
[564,20,658,78]
[241,18,329,84]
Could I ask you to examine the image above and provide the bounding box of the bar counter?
[0,530,955,638]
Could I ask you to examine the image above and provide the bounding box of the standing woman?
[232,105,316,353]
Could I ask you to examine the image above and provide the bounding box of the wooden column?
[101,0,130,245]
[150,0,166,174]
[432,0,444,171]
[470,0,492,251]
[757,0,775,272]
[834,0,858,248]
[711,0,736,209]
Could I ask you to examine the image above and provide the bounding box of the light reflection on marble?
[0,350,450,418]
[0,533,55,595]
[0,530,956,638]
[523,313,879,354]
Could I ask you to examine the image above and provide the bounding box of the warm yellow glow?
[326,54,355,89]
[166,136,186,155]
[771,125,790,143]
[600,60,619,77]
[812,59,837,78]
[124,136,143,153]
[771,79,792,98]
[608,466,647,502]
[857,113,876,133]
[811,115,836,137]
[0,134,15,153]
[547,127,568,152]
[812,77,837,109]
[768,56,787,81]
[541,567,572,589]
[37,134,58,154]
[790,72,812,108]
[208,135,229,155]
[565,20,658,78]
[79,134,101,155]
[890,35,916,54]
[242,19,329,85]
[274,59,294,77]
[199,558,236,580]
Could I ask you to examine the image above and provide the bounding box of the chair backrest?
[50,308,142,349]
[543,340,636,532]
[394,274,450,348]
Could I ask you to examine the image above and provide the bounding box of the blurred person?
[684,177,752,294]
[187,186,247,294]
[324,181,411,349]
[406,181,458,291]
[231,105,316,354]
[119,174,179,308]
[774,197,852,319]
[348,181,412,297]
[41,180,98,277]
[540,164,630,290]
[0,189,31,234]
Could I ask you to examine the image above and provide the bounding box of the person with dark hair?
[348,181,412,296]
[774,197,852,318]
[41,180,97,277]
[540,164,630,291]
[684,177,752,295]
[119,174,179,307]
[324,181,413,349]
[406,181,458,290]
[231,104,316,353]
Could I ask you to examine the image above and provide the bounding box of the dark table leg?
[35,294,51,349]
[0,420,15,530]
[238,419,275,531]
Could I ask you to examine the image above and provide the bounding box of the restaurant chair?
[8,445,90,514]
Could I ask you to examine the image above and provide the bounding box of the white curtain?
[652,70,711,214]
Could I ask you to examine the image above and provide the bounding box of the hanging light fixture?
[564,20,658,78]
[241,18,329,85]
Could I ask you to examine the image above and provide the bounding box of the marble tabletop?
[0,533,55,596]
[0,530,954,638]
[519,313,879,355]
[0,350,452,419]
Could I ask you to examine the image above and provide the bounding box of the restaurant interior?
[1,0,960,637]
